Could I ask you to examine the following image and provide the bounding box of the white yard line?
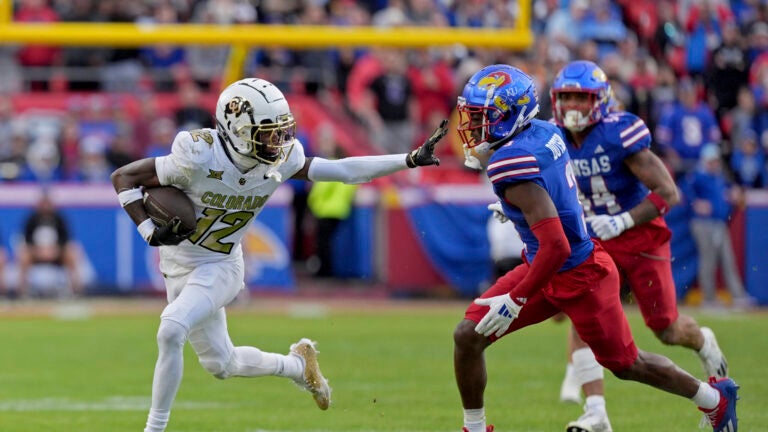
[0,396,230,411]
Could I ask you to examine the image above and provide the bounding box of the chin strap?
[463,149,483,170]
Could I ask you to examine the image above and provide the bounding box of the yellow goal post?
[0,0,533,88]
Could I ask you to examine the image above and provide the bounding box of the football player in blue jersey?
[549,60,733,432]
[451,64,739,432]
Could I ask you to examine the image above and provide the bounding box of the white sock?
[463,407,486,432]
[692,381,720,410]
[144,408,170,432]
[146,321,186,432]
[584,395,607,415]
[225,347,303,380]
[698,331,713,357]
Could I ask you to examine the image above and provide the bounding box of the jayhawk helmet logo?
[592,67,607,83]
[478,72,513,113]
[477,72,512,91]
[493,96,509,111]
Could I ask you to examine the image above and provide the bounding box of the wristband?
[118,188,143,207]
[647,191,670,216]
[137,218,156,242]
[406,151,417,168]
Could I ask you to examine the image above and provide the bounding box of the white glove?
[487,201,509,224]
[586,212,634,240]
[473,294,523,337]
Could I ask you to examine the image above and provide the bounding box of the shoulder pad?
[602,112,650,151]
[171,129,217,166]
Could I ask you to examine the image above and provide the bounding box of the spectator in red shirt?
[14,0,61,91]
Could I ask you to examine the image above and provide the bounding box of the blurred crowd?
[1,0,767,190]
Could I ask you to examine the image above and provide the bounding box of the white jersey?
[155,128,306,271]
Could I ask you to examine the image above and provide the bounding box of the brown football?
[143,186,197,235]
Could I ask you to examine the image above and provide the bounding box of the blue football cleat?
[699,377,739,432]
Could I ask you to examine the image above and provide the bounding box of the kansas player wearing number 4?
[452,64,738,432]
[549,60,735,432]
[111,78,448,432]
[551,61,728,432]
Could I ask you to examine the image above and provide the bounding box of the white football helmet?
[215,78,296,166]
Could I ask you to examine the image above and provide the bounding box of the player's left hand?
[406,119,448,168]
[473,294,523,338]
[148,217,194,246]
[586,213,634,241]
[488,201,509,224]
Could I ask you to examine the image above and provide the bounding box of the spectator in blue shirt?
[686,144,755,309]
[655,78,722,177]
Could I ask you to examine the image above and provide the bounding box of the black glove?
[406,119,448,168]
[148,217,194,246]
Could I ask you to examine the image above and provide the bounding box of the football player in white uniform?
[111,77,448,432]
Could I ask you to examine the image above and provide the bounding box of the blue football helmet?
[550,60,611,132]
[456,64,540,166]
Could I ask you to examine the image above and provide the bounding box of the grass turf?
[0,298,764,431]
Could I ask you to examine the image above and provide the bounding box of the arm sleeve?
[308,154,408,184]
[492,217,571,301]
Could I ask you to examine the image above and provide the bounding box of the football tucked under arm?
[142,186,197,245]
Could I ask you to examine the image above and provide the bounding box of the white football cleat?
[560,364,582,404]
[290,338,332,410]
[566,408,613,432]
[698,327,728,379]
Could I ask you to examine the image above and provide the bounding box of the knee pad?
[199,356,231,379]
[156,319,188,352]
[194,341,235,379]
[572,347,603,385]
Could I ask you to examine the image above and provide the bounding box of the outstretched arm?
[291,119,448,183]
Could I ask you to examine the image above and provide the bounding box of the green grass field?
[0,298,765,432]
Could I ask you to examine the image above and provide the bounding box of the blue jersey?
[687,169,733,222]
[563,112,651,222]
[655,102,721,163]
[487,119,593,271]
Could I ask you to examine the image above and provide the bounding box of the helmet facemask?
[457,97,504,155]
[552,89,604,132]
